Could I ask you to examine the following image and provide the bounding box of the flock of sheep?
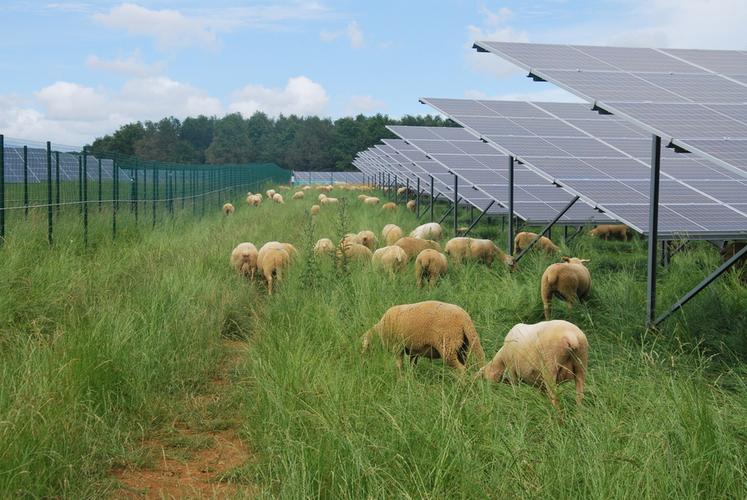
[224,184,637,409]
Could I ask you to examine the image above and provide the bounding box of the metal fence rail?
[0,134,291,246]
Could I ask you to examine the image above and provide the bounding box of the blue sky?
[1,0,746,145]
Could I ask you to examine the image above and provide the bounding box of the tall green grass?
[1,186,745,497]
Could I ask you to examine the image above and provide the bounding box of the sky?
[1,0,747,145]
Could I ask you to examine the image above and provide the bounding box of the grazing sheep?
[357,194,369,201]
[292,191,305,200]
[282,243,298,260]
[382,224,404,246]
[382,202,397,211]
[255,193,263,201]
[257,244,290,296]
[372,245,408,274]
[406,200,416,212]
[310,204,320,215]
[410,222,443,241]
[249,195,262,206]
[357,230,378,250]
[397,186,407,196]
[222,203,235,215]
[445,237,515,270]
[230,242,258,280]
[476,320,588,408]
[541,257,591,320]
[314,238,336,256]
[266,189,276,199]
[590,224,630,241]
[361,301,486,373]
[364,197,380,205]
[394,237,442,260]
[272,193,284,204]
[246,191,253,196]
[514,231,560,254]
[341,233,362,247]
[318,193,327,202]
[337,242,373,263]
[321,197,339,205]
[302,185,312,191]
[415,249,448,288]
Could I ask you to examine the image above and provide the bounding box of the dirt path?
[111,340,252,498]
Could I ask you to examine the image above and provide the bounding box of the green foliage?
[88,112,455,171]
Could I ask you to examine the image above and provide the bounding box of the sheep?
[444,237,515,270]
[406,200,416,212]
[222,203,235,215]
[266,189,276,199]
[541,257,591,320]
[590,224,630,241]
[255,193,263,201]
[382,202,397,212]
[318,193,328,202]
[364,196,380,205]
[230,242,258,280]
[257,243,290,295]
[272,193,284,204]
[357,194,369,201]
[337,242,373,263]
[396,186,407,196]
[341,233,362,247]
[361,301,486,373]
[357,230,378,250]
[302,185,312,191]
[281,243,299,260]
[410,222,443,241]
[514,231,560,254]
[394,237,442,260]
[314,238,336,256]
[476,320,588,408]
[279,185,290,191]
[382,224,404,246]
[415,249,448,288]
[310,204,320,215]
[372,245,408,274]
[249,195,262,206]
[321,197,339,205]
[292,191,305,200]
[246,191,253,196]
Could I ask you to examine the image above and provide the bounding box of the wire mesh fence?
[0,134,291,247]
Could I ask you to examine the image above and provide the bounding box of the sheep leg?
[416,272,423,288]
[396,350,405,372]
[442,350,467,375]
[429,274,437,288]
[266,275,273,296]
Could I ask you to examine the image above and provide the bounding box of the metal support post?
[453,174,459,236]
[439,197,462,224]
[646,135,662,327]
[23,146,28,218]
[461,201,494,236]
[429,175,434,222]
[515,196,580,262]
[507,155,515,254]
[416,177,420,217]
[46,142,52,245]
[82,149,88,247]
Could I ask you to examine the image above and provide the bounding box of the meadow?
[0,186,745,498]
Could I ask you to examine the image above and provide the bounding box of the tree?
[205,113,253,164]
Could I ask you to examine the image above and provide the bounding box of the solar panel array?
[388,125,608,224]
[472,41,747,178]
[375,140,507,215]
[292,170,365,184]
[3,147,127,183]
[421,98,747,238]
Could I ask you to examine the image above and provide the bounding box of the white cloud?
[345,95,386,115]
[465,5,529,78]
[86,52,165,77]
[229,76,329,117]
[35,82,110,120]
[92,3,223,50]
[320,20,364,48]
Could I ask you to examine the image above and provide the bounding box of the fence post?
[55,151,60,213]
[82,148,88,247]
[0,134,5,244]
[23,145,28,218]
[133,167,139,222]
[152,168,157,228]
[201,170,205,217]
[78,155,83,214]
[46,141,53,245]
[97,158,102,209]
[112,158,118,240]
[181,170,185,210]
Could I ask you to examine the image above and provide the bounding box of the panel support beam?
[507,155,515,255]
[453,174,459,236]
[461,201,495,236]
[439,197,463,224]
[655,244,747,326]
[416,177,420,217]
[646,135,662,327]
[515,196,580,262]
[429,175,434,222]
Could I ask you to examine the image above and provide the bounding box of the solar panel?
[389,125,608,225]
[472,41,747,178]
[3,147,129,183]
[421,97,747,238]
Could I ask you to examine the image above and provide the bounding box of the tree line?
[89,112,456,171]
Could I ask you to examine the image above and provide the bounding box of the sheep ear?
[561,256,571,262]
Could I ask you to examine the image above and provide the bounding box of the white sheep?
[272,193,284,204]
[222,203,235,215]
[292,191,305,200]
[444,237,515,270]
[361,301,486,373]
[372,245,408,274]
[410,222,443,240]
[230,242,258,280]
[394,237,442,260]
[406,200,416,212]
[541,257,591,320]
[476,320,589,408]
[415,249,448,288]
[382,224,404,246]
[257,243,290,295]
[266,189,276,199]
[357,230,378,250]
[321,197,339,205]
[314,238,336,256]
